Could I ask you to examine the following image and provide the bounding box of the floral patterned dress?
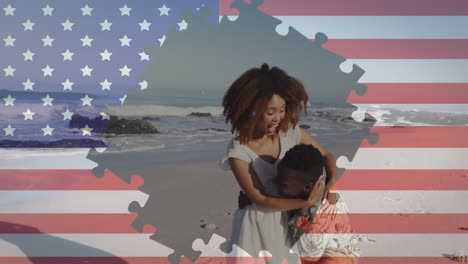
[290,193,361,262]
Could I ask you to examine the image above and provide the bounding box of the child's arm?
[229,158,324,211]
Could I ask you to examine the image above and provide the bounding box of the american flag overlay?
[1,0,468,263]
[220,1,466,263]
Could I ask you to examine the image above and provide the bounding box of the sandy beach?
[115,136,366,258]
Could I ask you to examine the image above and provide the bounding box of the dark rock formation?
[104,118,159,134]
[189,112,212,117]
[70,114,159,134]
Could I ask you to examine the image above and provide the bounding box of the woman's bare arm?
[229,158,324,211]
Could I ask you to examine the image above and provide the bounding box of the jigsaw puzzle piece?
[88,0,381,263]
[194,234,300,264]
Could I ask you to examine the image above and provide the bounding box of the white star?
[100,112,110,120]
[158,35,166,47]
[23,108,35,120]
[139,80,148,90]
[62,49,74,61]
[80,65,93,77]
[62,108,74,120]
[120,4,131,16]
[42,4,54,16]
[158,4,170,16]
[177,20,188,31]
[100,19,112,31]
[3,94,15,106]
[4,35,15,47]
[3,124,15,136]
[197,4,206,12]
[23,79,35,90]
[3,65,15,77]
[119,94,127,105]
[139,19,151,31]
[42,35,54,46]
[119,65,132,77]
[41,94,54,106]
[62,79,74,90]
[42,124,54,136]
[81,124,93,136]
[42,65,54,77]
[100,49,112,61]
[23,19,35,31]
[139,51,149,61]
[81,94,93,106]
[23,49,35,61]
[81,4,93,16]
[119,35,132,47]
[62,19,74,31]
[3,4,15,16]
[81,35,93,47]
[100,79,112,90]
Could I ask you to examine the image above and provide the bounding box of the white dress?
[220,125,302,263]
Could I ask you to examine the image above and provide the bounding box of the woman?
[221,63,337,263]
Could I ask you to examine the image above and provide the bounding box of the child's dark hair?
[222,63,309,144]
[278,144,324,184]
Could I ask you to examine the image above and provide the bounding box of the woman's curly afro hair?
[222,63,309,144]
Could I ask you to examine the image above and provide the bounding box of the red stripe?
[306,257,468,264]
[348,83,468,104]
[356,258,466,264]
[0,257,464,264]
[0,213,466,234]
[305,213,468,234]
[321,39,468,59]
[0,257,267,264]
[0,214,155,234]
[360,126,468,148]
[0,170,143,190]
[219,0,468,16]
[334,170,468,190]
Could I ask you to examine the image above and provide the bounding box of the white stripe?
[339,190,468,214]
[198,233,466,258]
[296,234,468,257]
[2,233,465,257]
[359,234,468,257]
[220,16,468,39]
[351,104,468,126]
[4,148,468,172]
[0,148,96,170]
[337,148,468,170]
[0,234,172,257]
[354,104,468,115]
[0,191,148,213]
[340,59,468,83]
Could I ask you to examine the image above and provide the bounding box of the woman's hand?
[306,176,325,207]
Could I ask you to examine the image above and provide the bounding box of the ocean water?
[100,101,468,156]
[1,92,467,156]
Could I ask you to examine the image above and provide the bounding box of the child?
[276,144,361,264]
